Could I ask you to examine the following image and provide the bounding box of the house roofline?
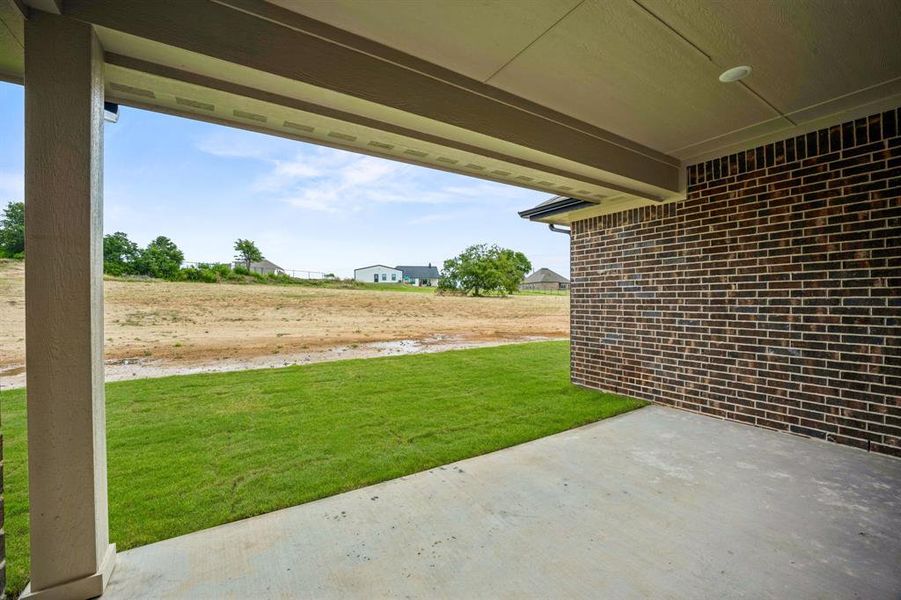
[354,264,401,272]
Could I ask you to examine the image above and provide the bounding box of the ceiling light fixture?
[719,65,752,83]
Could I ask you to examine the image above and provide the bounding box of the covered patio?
[0,0,898,598]
[104,406,901,599]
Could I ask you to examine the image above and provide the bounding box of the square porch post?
[21,11,115,599]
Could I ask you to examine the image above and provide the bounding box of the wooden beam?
[21,0,60,15]
[22,11,115,599]
[63,0,681,192]
[105,53,669,202]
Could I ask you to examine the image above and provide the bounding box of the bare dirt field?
[0,260,568,389]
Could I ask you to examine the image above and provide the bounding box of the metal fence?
[282,269,332,280]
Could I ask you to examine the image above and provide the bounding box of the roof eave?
[517,197,595,221]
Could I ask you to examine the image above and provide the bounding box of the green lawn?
[0,341,644,596]
[107,273,440,293]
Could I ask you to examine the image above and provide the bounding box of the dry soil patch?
[0,261,568,388]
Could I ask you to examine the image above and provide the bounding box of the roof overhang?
[517,193,689,225]
[2,0,899,218]
[518,196,594,224]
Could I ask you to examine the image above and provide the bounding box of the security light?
[719,65,752,83]
[103,101,120,123]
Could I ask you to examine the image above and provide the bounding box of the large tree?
[438,244,532,297]
[103,231,139,275]
[133,236,184,279]
[497,248,533,295]
[234,238,263,271]
[0,201,25,258]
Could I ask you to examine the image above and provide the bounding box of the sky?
[0,82,568,278]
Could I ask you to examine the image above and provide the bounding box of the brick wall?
[570,108,900,457]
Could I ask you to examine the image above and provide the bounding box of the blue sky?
[0,82,568,277]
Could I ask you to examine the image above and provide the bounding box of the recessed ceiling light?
[719,65,752,83]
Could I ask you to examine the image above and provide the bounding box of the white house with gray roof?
[354,264,403,284]
[353,263,440,286]
[396,264,440,286]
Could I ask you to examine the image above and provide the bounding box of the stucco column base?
[19,545,116,600]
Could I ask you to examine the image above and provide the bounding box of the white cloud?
[195,130,544,216]
[261,150,509,213]
[270,159,322,179]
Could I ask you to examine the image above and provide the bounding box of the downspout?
[549,224,572,294]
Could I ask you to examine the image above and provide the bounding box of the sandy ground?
[0,261,568,389]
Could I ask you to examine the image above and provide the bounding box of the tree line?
[2,202,268,280]
[3,201,536,295]
[102,231,183,278]
[104,232,268,282]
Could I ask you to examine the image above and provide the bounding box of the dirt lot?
[0,261,568,388]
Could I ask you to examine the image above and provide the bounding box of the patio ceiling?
[285,0,901,159]
[1,0,899,213]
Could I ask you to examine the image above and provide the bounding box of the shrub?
[266,273,294,284]
[180,262,236,283]
[181,266,219,283]
[210,263,232,278]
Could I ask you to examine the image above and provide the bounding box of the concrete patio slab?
[104,405,901,599]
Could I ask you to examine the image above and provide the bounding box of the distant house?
[354,264,403,284]
[396,264,440,287]
[234,259,286,276]
[521,268,570,291]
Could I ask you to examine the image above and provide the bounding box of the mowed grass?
[107,272,440,294]
[0,341,644,595]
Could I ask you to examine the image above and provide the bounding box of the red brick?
[571,108,901,457]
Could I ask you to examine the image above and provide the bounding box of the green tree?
[133,236,184,279]
[497,248,532,295]
[103,231,139,275]
[438,244,531,297]
[234,238,263,271]
[0,201,25,258]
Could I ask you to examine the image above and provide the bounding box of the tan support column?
[21,11,115,599]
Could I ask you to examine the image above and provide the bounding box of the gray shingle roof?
[397,265,440,279]
[523,268,569,284]
[249,259,284,271]
[518,196,594,221]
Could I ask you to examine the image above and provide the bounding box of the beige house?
[0,1,897,598]
[233,259,285,276]
[520,268,570,291]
